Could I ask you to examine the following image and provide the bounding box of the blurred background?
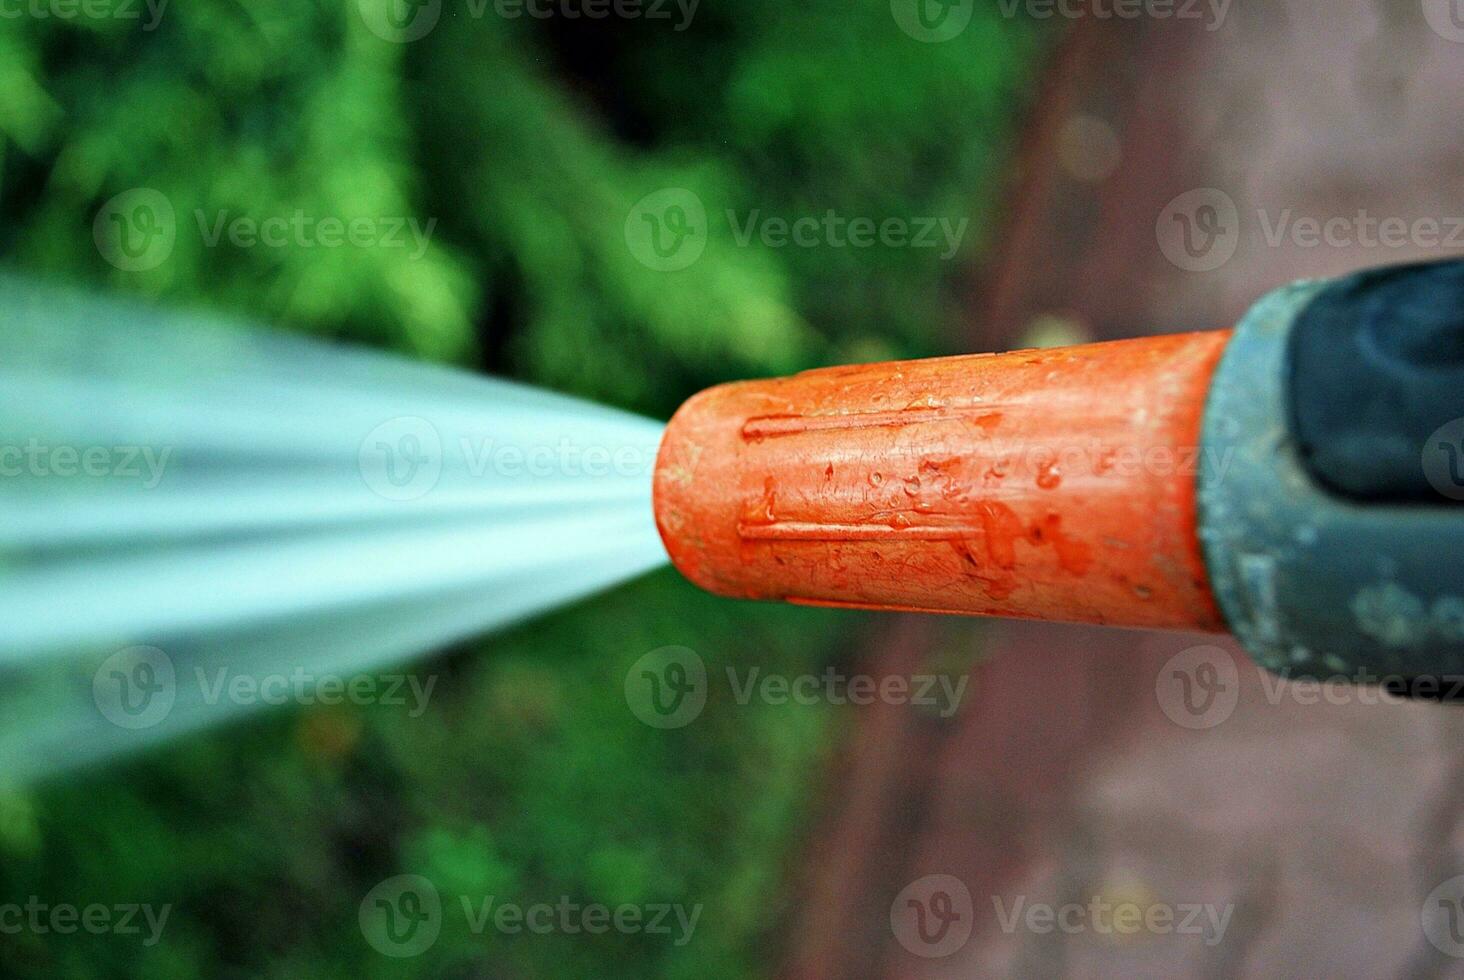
[2,0,1463,977]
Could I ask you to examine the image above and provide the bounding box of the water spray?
[0,278,666,778]
[654,260,1464,683]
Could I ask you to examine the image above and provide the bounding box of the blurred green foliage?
[0,2,1041,976]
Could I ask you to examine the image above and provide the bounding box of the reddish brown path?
[782,5,1464,978]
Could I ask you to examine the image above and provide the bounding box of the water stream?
[0,277,668,780]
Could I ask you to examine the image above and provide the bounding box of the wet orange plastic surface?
[653,331,1232,630]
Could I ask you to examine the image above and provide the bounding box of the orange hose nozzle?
[653,332,1231,631]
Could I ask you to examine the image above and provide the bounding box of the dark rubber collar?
[1288,258,1464,502]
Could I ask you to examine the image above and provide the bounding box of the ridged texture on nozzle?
[655,333,1233,630]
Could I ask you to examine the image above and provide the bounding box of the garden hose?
[654,260,1464,682]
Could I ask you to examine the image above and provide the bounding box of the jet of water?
[0,276,669,780]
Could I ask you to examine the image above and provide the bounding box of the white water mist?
[0,277,668,780]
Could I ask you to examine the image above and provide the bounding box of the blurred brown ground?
[781,3,1464,977]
